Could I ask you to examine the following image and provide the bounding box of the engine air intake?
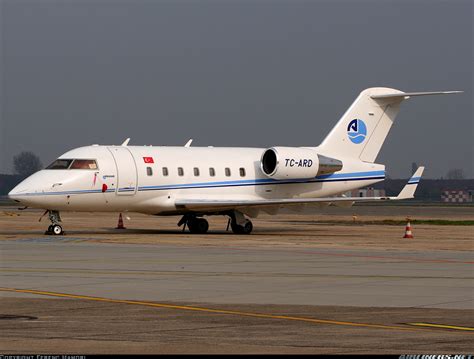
[260,147,342,180]
[261,148,278,176]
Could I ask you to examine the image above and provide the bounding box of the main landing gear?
[228,210,253,235]
[178,215,209,234]
[178,211,253,235]
[44,210,64,235]
[230,219,253,235]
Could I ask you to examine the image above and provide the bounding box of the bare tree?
[446,168,465,180]
[13,151,42,177]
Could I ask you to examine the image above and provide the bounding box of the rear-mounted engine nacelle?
[260,147,342,180]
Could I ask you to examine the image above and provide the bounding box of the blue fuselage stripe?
[137,175,385,191]
[15,170,385,196]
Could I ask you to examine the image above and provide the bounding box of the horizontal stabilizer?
[371,91,463,100]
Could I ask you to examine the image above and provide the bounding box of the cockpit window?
[46,159,98,170]
[46,159,73,169]
[70,159,98,170]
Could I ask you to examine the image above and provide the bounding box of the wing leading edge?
[175,167,425,211]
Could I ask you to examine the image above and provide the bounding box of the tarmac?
[0,205,473,353]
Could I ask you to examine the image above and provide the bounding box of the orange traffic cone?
[403,218,413,238]
[116,213,126,229]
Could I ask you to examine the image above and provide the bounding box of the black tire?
[241,220,253,234]
[45,225,53,235]
[230,221,242,234]
[188,218,209,234]
[231,220,253,235]
[51,224,63,235]
[196,218,209,234]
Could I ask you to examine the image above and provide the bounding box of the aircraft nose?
[8,181,30,201]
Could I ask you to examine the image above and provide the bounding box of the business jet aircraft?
[9,87,461,235]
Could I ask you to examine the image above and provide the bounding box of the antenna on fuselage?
[121,138,131,146]
[184,139,193,147]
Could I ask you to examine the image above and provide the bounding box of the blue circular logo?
[347,119,367,144]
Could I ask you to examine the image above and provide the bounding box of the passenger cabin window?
[162,167,169,176]
[146,167,153,176]
[209,168,215,177]
[239,168,246,177]
[178,167,184,176]
[225,168,231,177]
[46,159,73,169]
[193,167,200,176]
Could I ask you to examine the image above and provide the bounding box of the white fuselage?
[9,145,385,216]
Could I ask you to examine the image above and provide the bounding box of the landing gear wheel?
[241,220,253,234]
[44,210,64,236]
[230,222,241,234]
[188,218,209,234]
[51,224,64,235]
[231,220,253,235]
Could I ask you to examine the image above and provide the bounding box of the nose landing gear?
[44,210,64,235]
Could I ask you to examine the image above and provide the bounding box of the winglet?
[396,166,425,199]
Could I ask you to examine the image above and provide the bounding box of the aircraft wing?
[175,167,425,211]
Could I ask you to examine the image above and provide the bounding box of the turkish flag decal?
[143,157,154,164]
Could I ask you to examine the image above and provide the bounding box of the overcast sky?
[0,0,472,178]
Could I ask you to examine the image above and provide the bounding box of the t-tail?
[318,87,462,162]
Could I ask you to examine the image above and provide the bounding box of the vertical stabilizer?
[319,87,404,163]
[319,88,462,163]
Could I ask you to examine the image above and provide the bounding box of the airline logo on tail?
[347,119,367,144]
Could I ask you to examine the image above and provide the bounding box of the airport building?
[441,189,473,203]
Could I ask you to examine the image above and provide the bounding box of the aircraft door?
[107,147,138,195]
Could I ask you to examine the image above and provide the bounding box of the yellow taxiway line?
[0,287,471,334]
[407,322,474,331]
